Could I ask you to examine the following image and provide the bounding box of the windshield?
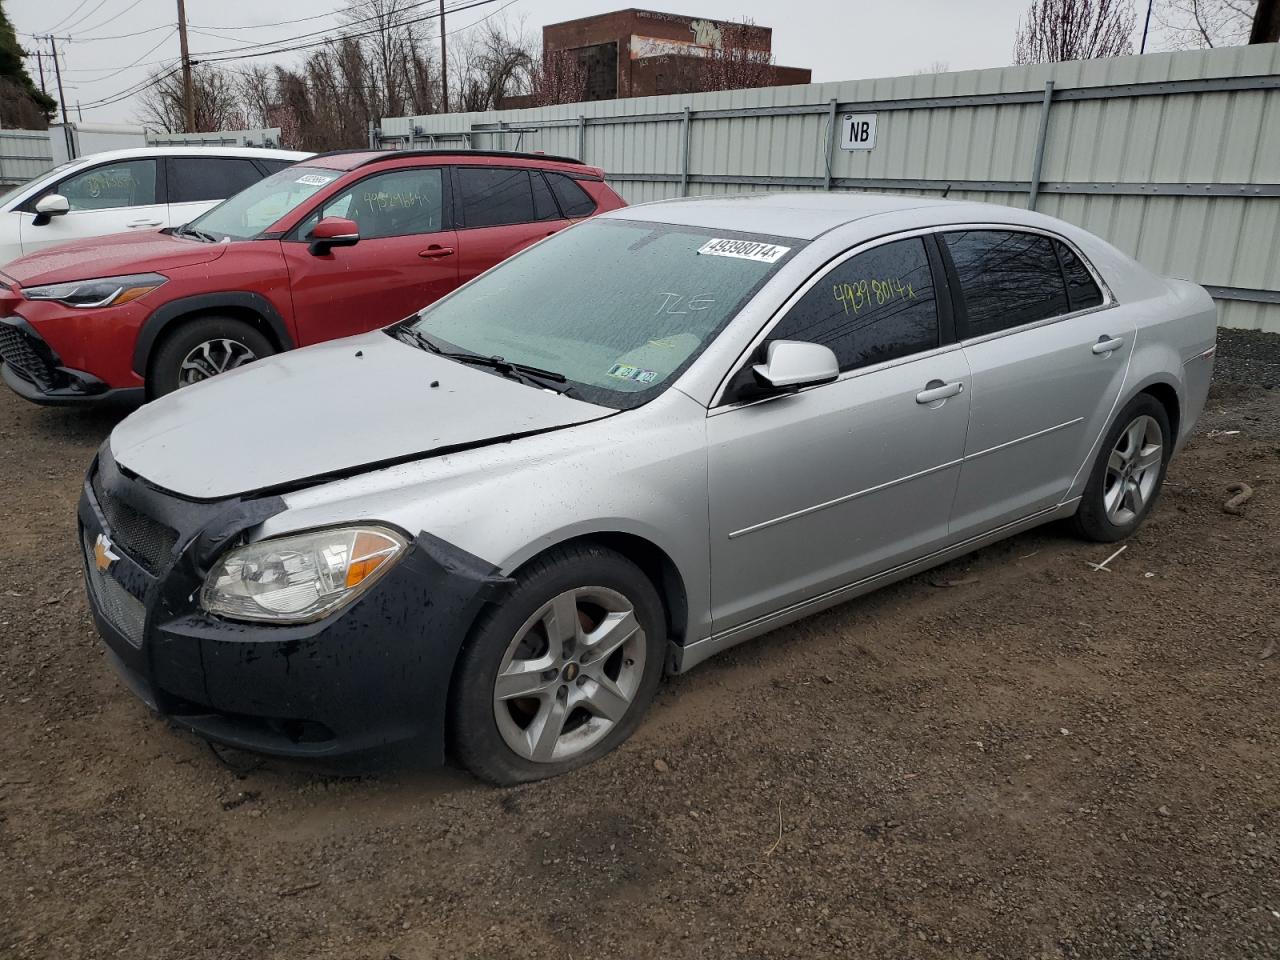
[405,218,799,409]
[0,160,77,208]
[185,165,341,240]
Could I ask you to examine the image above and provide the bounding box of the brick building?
[529,9,812,103]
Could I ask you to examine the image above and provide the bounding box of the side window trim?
[711,227,963,410]
[937,223,1117,346]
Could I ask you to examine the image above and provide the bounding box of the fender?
[132,292,296,376]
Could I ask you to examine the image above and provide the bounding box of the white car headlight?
[201,526,407,624]
[23,272,167,308]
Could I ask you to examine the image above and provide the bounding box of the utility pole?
[1250,0,1280,43]
[176,0,195,132]
[35,49,47,96]
[439,0,449,114]
[46,35,69,124]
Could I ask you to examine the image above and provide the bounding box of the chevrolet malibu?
[80,193,1217,784]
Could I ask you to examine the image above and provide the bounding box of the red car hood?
[3,230,227,286]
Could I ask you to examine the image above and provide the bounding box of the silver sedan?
[86,192,1217,783]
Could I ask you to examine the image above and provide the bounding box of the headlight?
[201,526,407,624]
[23,272,167,308]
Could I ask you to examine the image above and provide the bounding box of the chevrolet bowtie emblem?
[93,533,119,573]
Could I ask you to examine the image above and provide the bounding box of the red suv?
[0,150,625,405]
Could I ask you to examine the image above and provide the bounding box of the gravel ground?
[0,338,1278,960]
[1214,328,1280,389]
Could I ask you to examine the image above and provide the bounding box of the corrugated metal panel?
[382,44,1280,332]
[0,130,54,185]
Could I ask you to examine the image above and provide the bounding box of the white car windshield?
[405,218,799,409]
[183,165,341,241]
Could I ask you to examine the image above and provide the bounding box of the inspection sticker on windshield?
[608,363,659,383]
[697,238,790,263]
[296,173,336,186]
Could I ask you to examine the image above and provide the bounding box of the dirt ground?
[0,376,1277,960]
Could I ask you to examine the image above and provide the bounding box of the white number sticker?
[697,238,791,263]
[296,173,336,186]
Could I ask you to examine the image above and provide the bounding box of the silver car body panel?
[108,192,1218,673]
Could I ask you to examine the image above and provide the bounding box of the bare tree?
[448,21,534,112]
[913,60,952,74]
[1014,0,1137,62]
[528,49,586,107]
[694,20,777,92]
[137,65,246,133]
[1155,0,1257,47]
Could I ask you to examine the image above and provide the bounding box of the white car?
[0,146,311,267]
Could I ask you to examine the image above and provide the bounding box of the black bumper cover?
[79,444,512,762]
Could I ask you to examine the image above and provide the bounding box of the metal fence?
[0,126,286,186]
[379,43,1280,333]
[0,130,55,187]
[144,127,283,148]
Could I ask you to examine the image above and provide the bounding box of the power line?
[39,0,94,34]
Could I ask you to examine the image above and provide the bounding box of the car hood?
[4,229,227,285]
[110,330,615,500]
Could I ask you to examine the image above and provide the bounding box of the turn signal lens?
[201,526,407,624]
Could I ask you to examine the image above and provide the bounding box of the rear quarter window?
[545,172,597,218]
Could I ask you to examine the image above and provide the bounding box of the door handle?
[1092,336,1125,355]
[916,380,963,404]
[418,245,455,259]
[127,219,162,228]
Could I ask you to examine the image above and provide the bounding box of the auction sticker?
[608,363,659,383]
[296,173,336,186]
[697,238,790,263]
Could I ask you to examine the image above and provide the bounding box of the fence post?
[1028,80,1055,211]
[368,120,377,150]
[497,120,506,151]
[680,106,692,197]
[823,97,838,191]
[578,115,586,161]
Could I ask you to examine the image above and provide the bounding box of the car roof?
[602,192,961,241]
[59,146,312,164]
[304,149,593,173]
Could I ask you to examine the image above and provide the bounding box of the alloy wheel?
[177,338,259,388]
[1103,414,1164,526]
[492,586,646,763]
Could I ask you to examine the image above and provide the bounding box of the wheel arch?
[1136,380,1181,444]
[501,530,691,653]
[133,292,295,379]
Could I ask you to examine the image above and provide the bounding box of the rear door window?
[168,157,265,203]
[545,172,597,217]
[455,167,537,228]
[768,236,940,372]
[943,230,1071,337]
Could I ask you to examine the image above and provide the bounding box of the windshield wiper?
[394,326,573,394]
[176,224,219,243]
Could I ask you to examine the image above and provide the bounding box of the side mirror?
[32,193,69,226]
[309,216,359,255]
[752,340,840,391]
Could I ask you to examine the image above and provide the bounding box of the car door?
[450,166,569,284]
[281,165,459,345]
[707,235,971,633]
[942,228,1133,538]
[165,155,268,228]
[16,157,161,255]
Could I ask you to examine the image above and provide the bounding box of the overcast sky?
[8,0,1157,125]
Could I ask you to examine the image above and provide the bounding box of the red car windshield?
[183,165,343,241]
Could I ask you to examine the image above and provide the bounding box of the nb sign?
[840,113,878,151]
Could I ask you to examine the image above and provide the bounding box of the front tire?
[149,316,274,397]
[448,544,667,785]
[1071,393,1172,542]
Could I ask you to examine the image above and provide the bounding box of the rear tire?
[1071,393,1172,542]
[448,544,667,785]
[149,316,274,397]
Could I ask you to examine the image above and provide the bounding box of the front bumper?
[79,445,511,761]
[1,317,143,405]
